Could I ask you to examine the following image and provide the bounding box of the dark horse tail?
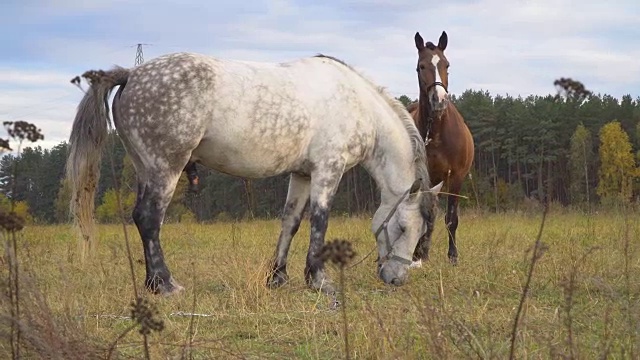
[66,67,130,259]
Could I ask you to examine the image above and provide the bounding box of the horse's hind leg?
[267,173,310,288]
[183,161,200,193]
[133,168,185,295]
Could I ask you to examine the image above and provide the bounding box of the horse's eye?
[419,64,425,70]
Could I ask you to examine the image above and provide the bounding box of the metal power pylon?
[135,43,151,66]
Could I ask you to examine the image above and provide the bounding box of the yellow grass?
[2,208,639,359]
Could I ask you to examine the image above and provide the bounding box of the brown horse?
[409,31,474,265]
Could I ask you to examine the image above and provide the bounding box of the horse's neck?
[417,96,448,141]
[363,122,417,206]
[417,95,435,140]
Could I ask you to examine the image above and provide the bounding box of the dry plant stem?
[362,297,395,353]
[340,267,350,360]
[8,140,23,360]
[183,262,198,360]
[453,318,486,359]
[6,232,19,360]
[509,205,549,360]
[105,132,150,359]
[622,203,634,359]
[562,246,599,359]
[106,135,139,300]
[438,269,445,309]
[107,323,138,359]
[601,306,613,359]
[143,334,151,360]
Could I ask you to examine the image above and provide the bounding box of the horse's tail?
[66,67,130,258]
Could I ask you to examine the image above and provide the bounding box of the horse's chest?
[426,144,451,178]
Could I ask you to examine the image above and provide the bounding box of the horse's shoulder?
[406,101,419,114]
[447,102,464,120]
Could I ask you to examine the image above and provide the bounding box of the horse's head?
[414,31,450,115]
[372,179,442,286]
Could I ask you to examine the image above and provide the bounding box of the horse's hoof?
[147,276,184,296]
[266,272,289,289]
[409,259,423,269]
[317,283,336,295]
[307,277,336,295]
[448,256,458,266]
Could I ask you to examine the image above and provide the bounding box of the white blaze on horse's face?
[430,54,449,111]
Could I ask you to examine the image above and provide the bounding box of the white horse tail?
[66,67,130,259]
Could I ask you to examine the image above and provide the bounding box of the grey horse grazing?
[66,52,441,296]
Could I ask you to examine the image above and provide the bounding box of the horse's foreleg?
[445,182,462,265]
[267,173,310,288]
[305,166,344,294]
[133,172,184,296]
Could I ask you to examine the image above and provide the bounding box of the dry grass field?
[1,207,639,359]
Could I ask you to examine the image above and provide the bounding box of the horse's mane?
[314,54,430,192]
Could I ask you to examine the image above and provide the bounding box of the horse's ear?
[438,31,448,51]
[414,32,425,51]
[430,181,443,194]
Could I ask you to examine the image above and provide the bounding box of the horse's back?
[114,53,220,169]
[115,52,390,178]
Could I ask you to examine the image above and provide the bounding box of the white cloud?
[0,0,638,149]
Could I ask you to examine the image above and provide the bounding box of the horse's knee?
[132,190,159,229]
[132,202,145,227]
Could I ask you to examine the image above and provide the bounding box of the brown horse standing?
[409,31,474,265]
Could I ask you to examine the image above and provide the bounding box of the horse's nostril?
[391,278,403,286]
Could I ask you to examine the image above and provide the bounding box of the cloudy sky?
[1,0,638,149]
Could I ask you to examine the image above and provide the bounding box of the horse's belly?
[191,135,306,178]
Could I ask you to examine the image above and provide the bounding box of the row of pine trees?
[1,89,639,223]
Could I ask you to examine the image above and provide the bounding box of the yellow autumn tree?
[96,189,136,223]
[100,154,195,223]
[597,121,639,204]
[0,193,33,224]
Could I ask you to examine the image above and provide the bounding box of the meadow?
[1,207,639,359]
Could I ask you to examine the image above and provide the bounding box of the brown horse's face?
[414,31,450,113]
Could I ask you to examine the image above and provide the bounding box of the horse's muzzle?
[430,93,449,112]
[378,261,409,286]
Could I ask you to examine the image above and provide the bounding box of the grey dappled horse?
[66,52,441,296]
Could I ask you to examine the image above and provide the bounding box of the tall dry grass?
[1,207,638,359]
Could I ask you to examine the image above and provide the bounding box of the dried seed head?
[0,138,11,151]
[554,77,591,102]
[130,297,164,336]
[0,211,25,232]
[320,238,356,268]
[3,121,44,143]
